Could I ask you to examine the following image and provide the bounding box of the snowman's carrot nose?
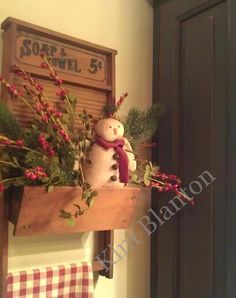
[113,128,118,135]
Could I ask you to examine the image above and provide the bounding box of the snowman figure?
[83,117,136,188]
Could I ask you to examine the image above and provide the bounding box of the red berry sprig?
[56,89,67,100]
[150,172,194,205]
[116,92,128,109]
[2,80,21,98]
[24,166,48,181]
[0,136,24,147]
[58,129,71,142]
[40,54,76,121]
[38,135,56,157]
[13,65,44,92]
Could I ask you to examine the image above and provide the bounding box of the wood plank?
[0,193,9,298]
[9,186,139,236]
[226,0,236,295]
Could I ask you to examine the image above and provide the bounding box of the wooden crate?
[8,186,140,236]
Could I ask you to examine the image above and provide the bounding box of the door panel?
[152,1,228,297]
[179,4,226,298]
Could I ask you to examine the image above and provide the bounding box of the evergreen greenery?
[122,103,163,148]
[0,102,22,139]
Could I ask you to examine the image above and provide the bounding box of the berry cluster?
[40,54,66,99]
[58,129,70,142]
[56,89,67,100]
[34,101,63,123]
[48,69,63,86]
[0,78,21,98]
[24,166,48,181]
[150,173,194,205]
[40,53,63,87]
[38,135,55,157]
[104,92,128,117]
[13,65,44,92]
[150,173,181,192]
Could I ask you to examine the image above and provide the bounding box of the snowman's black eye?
[118,125,120,128]
[109,126,112,128]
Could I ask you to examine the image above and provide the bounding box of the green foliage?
[0,60,97,221]
[0,102,22,139]
[123,104,163,148]
[131,161,160,186]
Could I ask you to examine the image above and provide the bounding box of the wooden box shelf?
[8,186,140,236]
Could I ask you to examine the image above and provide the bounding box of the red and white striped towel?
[6,262,93,298]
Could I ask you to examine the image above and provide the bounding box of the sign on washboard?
[1,17,117,126]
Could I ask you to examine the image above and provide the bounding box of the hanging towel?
[6,262,93,298]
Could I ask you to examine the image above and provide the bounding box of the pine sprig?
[0,101,22,139]
[123,103,163,148]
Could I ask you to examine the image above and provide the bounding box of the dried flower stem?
[0,160,25,169]
[0,144,42,155]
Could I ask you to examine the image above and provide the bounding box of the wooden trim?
[99,230,114,278]
[0,193,9,298]
[176,0,226,21]
[92,260,105,272]
[1,17,117,56]
[177,0,226,22]
[150,2,161,297]
[226,0,236,295]
[99,48,117,279]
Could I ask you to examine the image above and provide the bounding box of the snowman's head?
[95,118,125,142]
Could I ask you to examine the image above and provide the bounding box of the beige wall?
[0,1,153,297]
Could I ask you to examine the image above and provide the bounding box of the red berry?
[52,124,59,130]
[56,89,66,98]
[16,139,24,147]
[29,173,38,181]
[40,62,48,68]
[43,143,49,150]
[36,83,43,91]
[4,140,12,145]
[59,129,66,136]
[64,135,70,142]
[36,166,43,172]
[0,184,5,192]
[54,111,62,118]
[24,170,31,179]
[41,115,49,123]
[48,149,55,157]
[48,107,56,114]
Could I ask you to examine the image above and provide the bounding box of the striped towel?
[6,262,93,298]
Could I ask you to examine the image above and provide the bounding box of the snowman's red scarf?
[95,136,129,183]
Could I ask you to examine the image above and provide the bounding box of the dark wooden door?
[151,0,236,297]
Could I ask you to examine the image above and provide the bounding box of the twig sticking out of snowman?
[83,94,136,188]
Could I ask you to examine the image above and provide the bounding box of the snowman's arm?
[124,138,137,171]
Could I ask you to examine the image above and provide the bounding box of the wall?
[0,1,153,297]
